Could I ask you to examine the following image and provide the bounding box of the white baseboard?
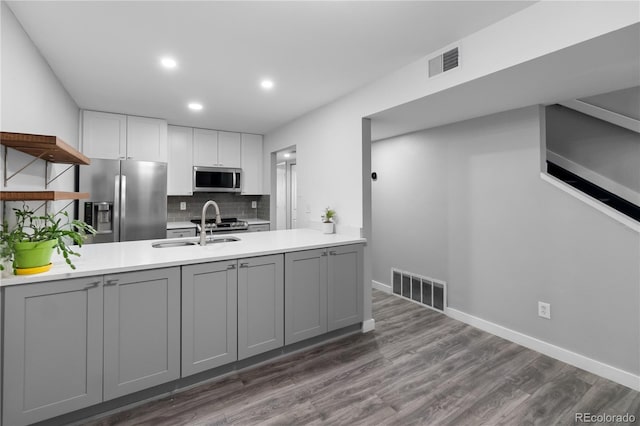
[372,280,392,293]
[361,318,376,333]
[447,308,640,391]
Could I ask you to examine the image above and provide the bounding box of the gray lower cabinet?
[327,244,364,331]
[238,254,284,360]
[3,276,104,426]
[284,248,328,345]
[103,267,180,400]
[181,260,238,376]
[285,244,364,345]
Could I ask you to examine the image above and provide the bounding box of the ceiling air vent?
[428,47,459,78]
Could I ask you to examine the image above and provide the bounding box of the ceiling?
[6,1,534,135]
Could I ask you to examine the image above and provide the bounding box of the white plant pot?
[1,259,13,277]
[322,222,334,234]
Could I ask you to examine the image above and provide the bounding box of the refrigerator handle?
[120,175,127,241]
[113,175,121,242]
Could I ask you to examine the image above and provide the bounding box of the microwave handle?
[234,172,240,189]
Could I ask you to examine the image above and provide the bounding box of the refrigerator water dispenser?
[84,202,113,234]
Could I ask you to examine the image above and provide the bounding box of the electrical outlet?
[538,301,551,319]
[180,202,187,211]
[251,201,257,209]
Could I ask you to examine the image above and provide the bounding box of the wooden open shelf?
[0,191,89,201]
[1,132,90,165]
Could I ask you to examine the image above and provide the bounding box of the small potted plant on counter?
[321,207,336,234]
[0,206,96,275]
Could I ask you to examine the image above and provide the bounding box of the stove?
[191,217,249,234]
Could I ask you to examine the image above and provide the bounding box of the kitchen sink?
[152,236,241,248]
[207,237,241,243]
[152,241,198,248]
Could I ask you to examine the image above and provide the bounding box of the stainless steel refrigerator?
[79,159,167,243]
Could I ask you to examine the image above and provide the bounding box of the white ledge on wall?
[540,172,640,233]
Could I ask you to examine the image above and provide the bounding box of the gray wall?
[371,131,448,282]
[372,106,640,375]
[167,193,269,222]
[546,104,640,193]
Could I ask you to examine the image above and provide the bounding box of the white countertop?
[0,229,365,287]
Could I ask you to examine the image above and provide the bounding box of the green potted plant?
[0,206,96,275]
[321,207,336,234]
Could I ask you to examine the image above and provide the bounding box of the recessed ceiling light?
[284,153,291,158]
[260,79,274,90]
[161,57,177,69]
[188,103,203,111]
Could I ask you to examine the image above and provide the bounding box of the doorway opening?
[272,146,297,230]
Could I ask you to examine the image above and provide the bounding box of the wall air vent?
[391,268,446,313]
[428,47,459,78]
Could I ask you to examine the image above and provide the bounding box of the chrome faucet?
[200,200,222,246]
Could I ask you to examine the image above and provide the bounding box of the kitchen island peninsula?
[0,229,365,426]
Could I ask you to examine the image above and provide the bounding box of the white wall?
[263,2,639,326]
[1,1,79,217]
[373,106,640,377]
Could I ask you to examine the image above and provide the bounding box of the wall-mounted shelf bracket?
[45,163,75,188]
[3,146,49,186]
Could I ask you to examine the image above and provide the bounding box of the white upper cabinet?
[193,128,218,167]
[167,126,194,196]
[82,111,126,159]
[126,116,168,162]
[81,110,167,162]
[241,133,263,195]
[217,131,241,168]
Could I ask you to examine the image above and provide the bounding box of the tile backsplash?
[168,193,270,222]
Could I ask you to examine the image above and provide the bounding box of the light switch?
[180,202,187,211]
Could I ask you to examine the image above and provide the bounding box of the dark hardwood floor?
[85,290,640,425]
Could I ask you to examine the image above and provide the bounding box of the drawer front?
[247,224,270,232]
[166,228,196,239]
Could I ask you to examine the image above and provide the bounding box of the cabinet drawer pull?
[239,263,249,268]
[227,264,237,270]
[85,281,101,288]
[105,279,119,286]
[329,251,337,256]
[321,251,328,257]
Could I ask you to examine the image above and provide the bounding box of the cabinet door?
[82,110,126,159]
[167,125,194,195]
[181,261,238,376]
[126,115,168,162]
[193,128,219,166]
[241,133,263,195]
[238,254,284,360]
[103,268,180,400]
[3,277,103,426]
[284,248,328,345]
[327,244,364,331]
[218,131,241,168]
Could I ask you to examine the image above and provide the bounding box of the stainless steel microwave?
[193,166,242,192]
